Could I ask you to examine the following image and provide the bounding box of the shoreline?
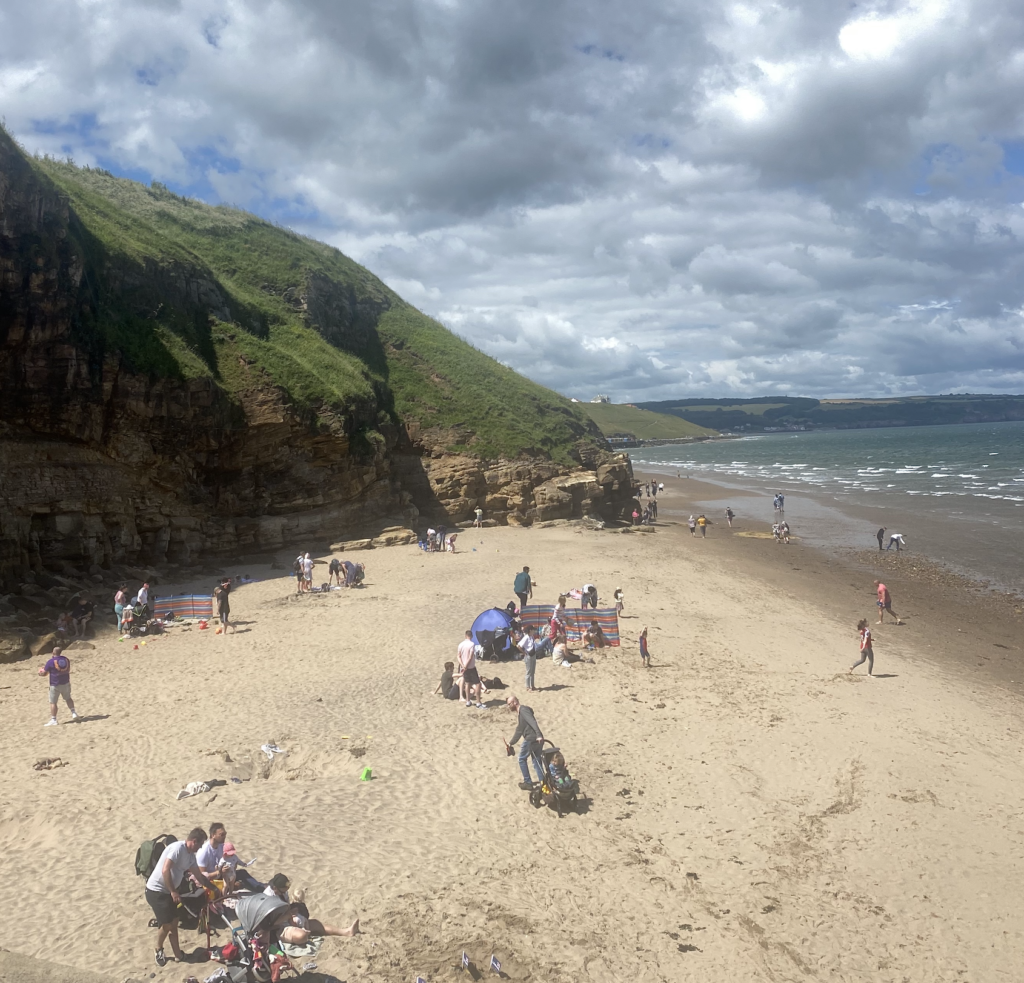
[2,507,1024,981]
[636,470,1024,698]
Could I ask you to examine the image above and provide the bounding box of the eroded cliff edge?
[0,130,633,608]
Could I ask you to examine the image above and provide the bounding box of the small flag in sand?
[490,954,501,973]
[416,977,427,983]
[462,951,470,969]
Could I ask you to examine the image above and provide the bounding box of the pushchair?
[528,740,581,817]
[207,892,299,982]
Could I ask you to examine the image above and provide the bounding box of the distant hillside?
[638,395,1024,431]
[581,402,716,439]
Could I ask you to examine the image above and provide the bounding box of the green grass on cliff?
[581,402,717,439]
[19,147,600,462]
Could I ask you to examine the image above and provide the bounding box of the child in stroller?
[529,741,581,817]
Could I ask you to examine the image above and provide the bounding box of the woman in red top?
[849,619,874,676]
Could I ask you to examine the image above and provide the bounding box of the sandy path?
[2,519,1023,982]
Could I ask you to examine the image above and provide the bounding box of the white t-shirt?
[146,840,196,893]
[196,841,224,872]
[303,558,313,577]
[457,638,476,669]
[137,587,149,606]
[264,884,290,902]
[518,634,536,655]
[582,584,595,596]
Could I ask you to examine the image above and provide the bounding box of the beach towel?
[154,595,214,619]
[520,605,620,646]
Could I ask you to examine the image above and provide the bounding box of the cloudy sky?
[4,0,1024,400]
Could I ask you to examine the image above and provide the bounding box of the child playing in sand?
[639,627,651,668]
[613,588,624,616]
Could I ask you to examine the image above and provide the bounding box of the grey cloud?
[3,0,1024,398]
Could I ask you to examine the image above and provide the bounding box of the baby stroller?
[528,740,581,818]
[208,892,298,982]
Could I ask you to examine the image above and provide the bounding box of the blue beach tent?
[470,607,516,657]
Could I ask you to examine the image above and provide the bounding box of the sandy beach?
[3,479,1024,983]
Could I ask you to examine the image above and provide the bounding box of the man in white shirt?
[196,822,227,877]
[458,630,483,707]
[302,553,314,589]
[137,583,149,611]
[145,827,218,967]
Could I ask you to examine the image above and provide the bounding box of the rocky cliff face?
[0,132,631,619]
[0,134,402,588]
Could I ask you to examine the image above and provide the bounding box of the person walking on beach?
[513,566,533,610]
[39,646,77,726]
[874,581,903,625]
[639,626,651,668]
[518,627,538,692]
[876,527,886,551]
[725,507,735,528]
[849,619,874,675]
[505,695,545,789]
[885,532,906,551]
[697,514,708,537]
[474,506,483,528]
[688,515,696,536]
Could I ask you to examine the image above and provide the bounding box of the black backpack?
[135,833,176,879]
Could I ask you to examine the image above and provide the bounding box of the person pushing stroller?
[504,696,545,790]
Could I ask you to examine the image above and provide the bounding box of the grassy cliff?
[23,145,601,463]
[581,402,716,439]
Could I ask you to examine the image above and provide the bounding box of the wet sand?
[2,494,1024,982]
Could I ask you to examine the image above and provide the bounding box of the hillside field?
[580,402,716,439]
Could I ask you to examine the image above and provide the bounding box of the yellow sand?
[1,520,1022,982]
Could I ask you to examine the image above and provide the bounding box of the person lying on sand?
[256,898,359,947]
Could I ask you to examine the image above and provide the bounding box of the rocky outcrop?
[391,426,634,525]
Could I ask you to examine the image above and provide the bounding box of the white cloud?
[2,0,1024,399]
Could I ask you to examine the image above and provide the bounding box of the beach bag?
[135,832,176,878]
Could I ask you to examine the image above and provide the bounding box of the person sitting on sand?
[55,611,72,636]
[583,620,606,649]
[433,661,460,700]
[70,598,94,636]
[264,872,300,903]
[552,634,570,667]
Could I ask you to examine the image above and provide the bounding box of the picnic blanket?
[519,605,620,647]
[153,594,214,619]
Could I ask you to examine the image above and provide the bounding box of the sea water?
[633,420,1024,595]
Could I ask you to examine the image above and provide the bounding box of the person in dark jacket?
[505,695,545,789]
[513,567,533,610]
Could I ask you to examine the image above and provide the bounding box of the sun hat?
[223,841,237,856]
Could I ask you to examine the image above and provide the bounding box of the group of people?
[773,492,785,514]
[849,580,904,676]
[422,526,457,552]
[772,520,791,544]
[55,597,94,638]
[687,514,710,537]
[876,527,908,551]
[114,582,151,635]
[293,553,366,592]
[145,823,358,968]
